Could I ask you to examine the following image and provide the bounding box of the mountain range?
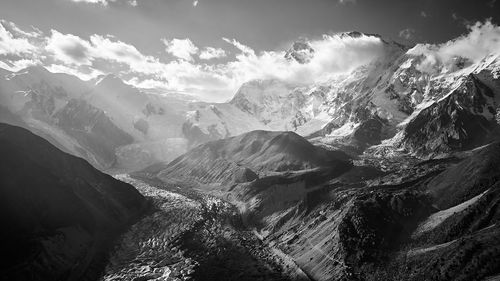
[1,29,500,281]
[1,31,499,173]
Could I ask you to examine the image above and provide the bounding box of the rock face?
[400,74,500,155]
[184,138,499,281]
[54,98,135,167]
[233,167,259,183]
[146,130,350,185]
[284,41,315,64]
[0,123,147,281]
[178,37,500,158]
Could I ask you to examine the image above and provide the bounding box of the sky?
[0,0,499,101]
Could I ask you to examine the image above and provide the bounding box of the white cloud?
[0,59,40,72]
[45,30,93,65]
[420,11,428,18]
[408,20,500,73]
[339,0,356,4]
[0,20,42,38]
[0,19,391,101]
[23,16,500,103]
[0,18,392,101]
[199,47,227,60]
[221,33,386,88]
[46,64,104,80]
[68,0,141,6]
[193,0,198,7]
[0,22,38,56]
[162,38,199,61]
[70,0,110,5]
[222,38,255,55]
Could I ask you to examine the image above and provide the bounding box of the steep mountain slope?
[182,102,270,147]
[146,130,350,185]
[400,74,500,155]
[84,75,193,170]
[0,67,135,169]
[0,67,192,171]
[152,136,498,281]
[179,36,500,158]
[179,32,409,147]
[0,123,147,281]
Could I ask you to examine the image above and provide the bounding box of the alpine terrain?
[1,5,500,281]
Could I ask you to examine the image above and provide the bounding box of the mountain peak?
[94,73,126,87]
[285,40,315,64]
[18,64,51,75]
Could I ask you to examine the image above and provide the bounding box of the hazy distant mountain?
[145,130,350,185]
[0,67,192,172]
[0,123,147,281]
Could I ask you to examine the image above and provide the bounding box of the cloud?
[488,0,497,7]
[0,59,40,72]
[70,0,109,5]
[162,38,199,61]
[68,0,140,6]
[420,11,428,18]
[0,18,391,102]
[46,63,104,80]
[408,20,500,73]
[0,22,38,56]
[46,30,93,65]
[399,28,416,41]
[222,38,255,55]
[1,20,42,38]
[199,47,227,60]
[221,33,387,88]
[339,0,356,4]
[193,0,198,7]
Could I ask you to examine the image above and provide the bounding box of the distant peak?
[338,31,382,39]
[18,64,50,75]
[94,73,127,87]
[285,40,315,64]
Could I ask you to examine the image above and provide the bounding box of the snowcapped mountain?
[1,31,499,172]
[182,32,500,157]
[0,66,192,171]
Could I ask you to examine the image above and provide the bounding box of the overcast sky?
[0,0,499,101]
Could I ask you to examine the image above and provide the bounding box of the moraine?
[100,175,309,281]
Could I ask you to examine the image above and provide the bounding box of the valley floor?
[100,175,309,281]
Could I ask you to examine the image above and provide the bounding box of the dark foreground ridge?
[0,123,148,281]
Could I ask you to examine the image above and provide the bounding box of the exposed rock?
[233,167,259,183]
[0,123,147,281]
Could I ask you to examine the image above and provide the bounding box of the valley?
[102,175,310,281]
[1,12,500,281]
[124,131,500,281]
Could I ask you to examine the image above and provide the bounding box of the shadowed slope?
[146,130,350,185]
[0,123,147,281]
